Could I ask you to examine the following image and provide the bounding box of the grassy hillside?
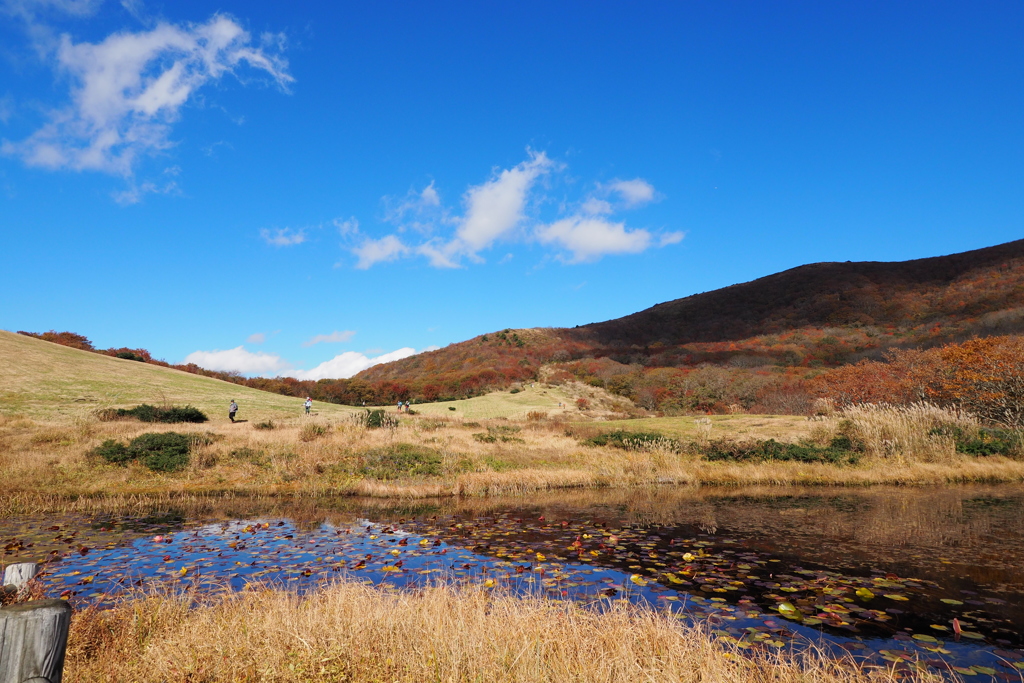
[0,329,354,422]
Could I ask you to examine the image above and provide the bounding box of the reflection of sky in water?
[4,487,1024,679]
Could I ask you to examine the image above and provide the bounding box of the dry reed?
[65,581,934,683]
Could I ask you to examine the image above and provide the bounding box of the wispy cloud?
[287,347,417,380]
[183,339,424,379]
[182,345,287,375]
[260,227,306,246]
[111,178,177,204]
[353,234,409,269]
[341,152,680,268]
[538,216,656,263]
[608,178,656,207]
[303,330,355,347]
[1,11,292,177]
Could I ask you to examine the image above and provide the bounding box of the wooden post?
[3,564,39,593]
[0,599,72,683]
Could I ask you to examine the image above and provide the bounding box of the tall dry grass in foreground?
[66,582,933,683]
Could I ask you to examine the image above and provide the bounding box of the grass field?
[412,384,578,420]
[0,330,354,422]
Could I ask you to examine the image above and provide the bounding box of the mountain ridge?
[357,238,1024,386]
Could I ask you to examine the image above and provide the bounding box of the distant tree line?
[16,330,534,406]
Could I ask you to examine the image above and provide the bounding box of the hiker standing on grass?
[229,400,238,423]
[304,397,312,415]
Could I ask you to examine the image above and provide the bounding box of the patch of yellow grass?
[595,413,815,441]
[66,582,932,683]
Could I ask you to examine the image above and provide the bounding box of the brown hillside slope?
[567,238,1024,347]
[358,239,1024,384]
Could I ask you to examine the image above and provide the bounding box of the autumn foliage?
[810,336,1024,427]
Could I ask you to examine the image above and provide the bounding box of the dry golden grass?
[65,581,934,683]
[3,403,1024,513]
[4,329,1024,510]
[833,402,978,461]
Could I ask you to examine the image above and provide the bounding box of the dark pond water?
[3,485,1024,679]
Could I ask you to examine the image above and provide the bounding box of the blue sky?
[1,1,1022,378]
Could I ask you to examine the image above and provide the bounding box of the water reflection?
[3,484,1024,678]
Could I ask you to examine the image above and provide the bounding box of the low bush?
[585,430,681,452]
[358,443,443,480]
[351,409,399,429]
[92,439,133,465]
[701,436,862,465]
[97,404,208,424]
[229,447,270,468]
[930,425,1022,457]
[472,425,526,444]
[91,432,192,472]
[299,423,330,442]
[253,420,276,430]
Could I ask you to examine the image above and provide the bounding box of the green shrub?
[92,439,133,465]
[930,425,1021,456]
[128,432,192,472]
[359,443,443,480]
[701,437,861,465]
[100,404,208,424]
[509,388,521,394]
[90,432,192,472]
[585,430,680,451]
[253,420,276,430]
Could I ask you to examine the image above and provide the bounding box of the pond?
[4,484,1024,679]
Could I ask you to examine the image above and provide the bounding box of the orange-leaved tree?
[921,336,1024,428]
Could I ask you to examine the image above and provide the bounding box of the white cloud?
[260,227,306,246]
[353,234,409,269]
[608,178,656,207]
[303,330,355,347]
[288,347,417,380]
[334,216,359,236]
[110,178,177,204]
[538,216,653,263]
[580,197,612,215]
[339,153,679,269]
[3,0,103,20]
[246,332,265,344]
[183,345,287,374]
[658,231,685,247]
[453,151,551,256]
[420,181,440,207]
[2,13,292,176]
